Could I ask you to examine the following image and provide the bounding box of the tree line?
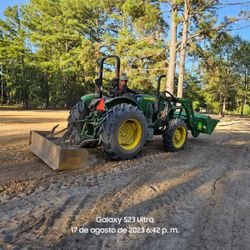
[0,0,249,115]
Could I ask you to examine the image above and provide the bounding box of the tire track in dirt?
[0,115,249,249]
[60,130,249,250]
[184,144,250,250]
[0,158,151,248]
[54,156,210,249]
[1,145,220,249]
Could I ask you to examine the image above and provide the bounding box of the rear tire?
[100,103,147,160]
[162,119,188,152]
[66,101,89,145]
[67,101,88,127]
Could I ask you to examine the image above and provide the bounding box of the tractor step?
[29,131,97,170]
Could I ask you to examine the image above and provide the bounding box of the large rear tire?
[67,101,88,127]
[100,103,147,160]
[162,119,188,152]
[66,101,89,145]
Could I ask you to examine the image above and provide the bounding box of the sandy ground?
[0,109,249,250]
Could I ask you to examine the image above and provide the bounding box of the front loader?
[30,55,219,170]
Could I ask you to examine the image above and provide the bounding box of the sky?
[0,0,29,16]
[0,0,249,40]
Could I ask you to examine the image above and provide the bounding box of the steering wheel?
[162,90,177,102]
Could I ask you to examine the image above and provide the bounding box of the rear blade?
[29,131,96,170]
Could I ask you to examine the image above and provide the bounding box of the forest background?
[0,0,249,116]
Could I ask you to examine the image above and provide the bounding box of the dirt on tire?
[0,109,249,250]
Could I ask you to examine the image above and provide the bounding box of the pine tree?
[0,5,32,107]
[198,33,249,116]
[177,0,218,97]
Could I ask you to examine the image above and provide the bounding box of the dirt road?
[0,110,249,249]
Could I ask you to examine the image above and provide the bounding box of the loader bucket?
[29,131,96,170]
[173,112,219,135]
[193,114,219,135]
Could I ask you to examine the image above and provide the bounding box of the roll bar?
[96,55,121,98]
[156,74,176,100]
[157,74,166,98]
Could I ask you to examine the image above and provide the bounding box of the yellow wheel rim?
[118,119,142,150]
[173,126,186,148]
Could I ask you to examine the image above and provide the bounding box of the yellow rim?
[173,126,186,148]
[118,119,142,150]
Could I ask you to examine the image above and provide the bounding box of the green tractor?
[63,55,219,160]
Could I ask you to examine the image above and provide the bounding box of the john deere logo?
[144,97,156,101]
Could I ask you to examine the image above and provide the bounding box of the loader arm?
[172,98,219,137]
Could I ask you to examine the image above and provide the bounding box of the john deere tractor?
[62,55,219,160]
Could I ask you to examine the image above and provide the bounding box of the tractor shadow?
[1,128,250,249]
[51,129,250,249]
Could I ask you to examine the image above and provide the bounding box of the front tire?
[162,119,188,152]
[100,103,147,160]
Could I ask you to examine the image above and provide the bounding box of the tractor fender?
[81,93,99,106]
[105,96,141,110]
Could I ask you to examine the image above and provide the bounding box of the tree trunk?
[166,4,178,94]
[44,72,49,108]
[43,49,50,109]
[0,64,3,104]
[0,74,3,105]
[219,93,222,116]
[240,68,248,117]
[222,96,226,117]
[177,0,189,98]
[240,86,246,117]
[20,52,28,108]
